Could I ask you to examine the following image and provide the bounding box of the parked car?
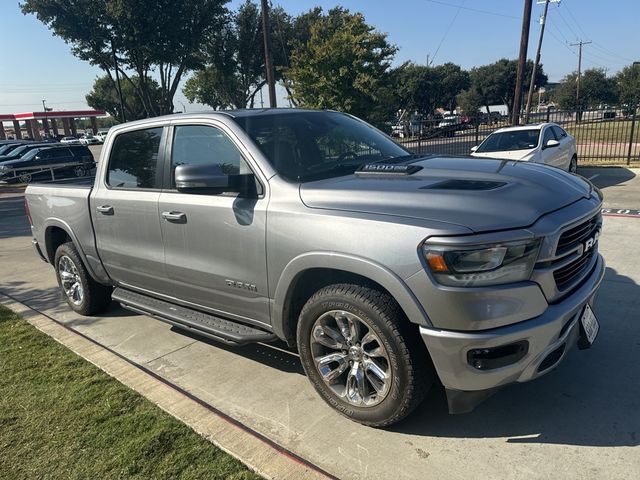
[471,123,578,172]
[0,142,62,162]
[0,142,29,156]
[0,145,94,183]
[60,136,81,145]
[79,134,101,145]
[25,109,603,427]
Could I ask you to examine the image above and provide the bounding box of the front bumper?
[420,253,605,412]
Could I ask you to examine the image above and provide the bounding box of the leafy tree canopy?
[284,7,397,126]
[86,75,162,121]
[615,64,640,106]
[552,68,618,110]
[469,58,547,114]
[183,1,292,110]
[21,0,228,116]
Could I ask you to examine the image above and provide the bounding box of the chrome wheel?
[310,310,391,407]
[58,255,84,305]
[74,166,85,177]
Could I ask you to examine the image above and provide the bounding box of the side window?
[170,125,248,185]
[552,126,567,138]
[542,127,556,146]
[107,127,163,189]
[50,148,71,159]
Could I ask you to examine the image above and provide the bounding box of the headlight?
[422,239,540,287]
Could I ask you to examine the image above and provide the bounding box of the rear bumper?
[420,253,605,412]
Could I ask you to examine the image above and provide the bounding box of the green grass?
[565,119,639,144]
[0,305,262,480]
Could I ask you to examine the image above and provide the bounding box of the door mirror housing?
[470,146,479,153]
[174,163,257,196]
[543,139,560,149]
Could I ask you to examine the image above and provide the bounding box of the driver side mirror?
[470,146,479,153]
[175,163,257,196]
[543,139,560,150]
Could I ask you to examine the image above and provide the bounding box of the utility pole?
[261,0,277,108]
[524,0,559,122]
[570,40,592,111]
[512,0,533,125]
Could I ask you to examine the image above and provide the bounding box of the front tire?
[569,155,578,173]
[297,284,433,427]
[54,242,112,315]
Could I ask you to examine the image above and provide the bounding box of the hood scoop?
[421,179,506,191]
[355,164,423,176]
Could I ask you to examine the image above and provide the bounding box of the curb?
[0,294,334,480]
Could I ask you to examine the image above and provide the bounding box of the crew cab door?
[91,125,169,290]
[158,122,270,326]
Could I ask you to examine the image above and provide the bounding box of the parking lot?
[1,166,639,479]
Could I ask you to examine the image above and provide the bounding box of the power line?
[423,0,519,20]
[591,42,636,64]
[560,1,590,39]
[554,5,580,40]
[430,0,466,65]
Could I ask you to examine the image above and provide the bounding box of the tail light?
[24,198,33,226]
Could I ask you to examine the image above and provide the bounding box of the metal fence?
[396,105,639,165]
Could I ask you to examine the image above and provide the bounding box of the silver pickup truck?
[25,109,604,427]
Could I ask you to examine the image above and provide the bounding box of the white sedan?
[60,136,81,145]
[470,123,577,172]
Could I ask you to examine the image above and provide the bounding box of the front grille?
[556,213,600,254]
[553,247,596,291]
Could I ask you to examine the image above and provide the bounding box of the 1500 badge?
[225,279,257,292]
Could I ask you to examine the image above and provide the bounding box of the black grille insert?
[556,214,600,254]
[538,343,566,372]
[553,248,596,291]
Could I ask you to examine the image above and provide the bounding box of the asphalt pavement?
[1,168,639,479]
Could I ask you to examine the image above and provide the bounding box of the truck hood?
[299,156,592,233]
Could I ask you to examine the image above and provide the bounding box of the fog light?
[467,341,528,371]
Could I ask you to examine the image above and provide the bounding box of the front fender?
[271,251,432,342]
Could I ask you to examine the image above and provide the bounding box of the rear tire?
[54,242,112,315]
[297,283,433,427]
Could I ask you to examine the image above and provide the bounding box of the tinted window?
[46,148,71,159]
[542,127,556,146]
[171,125,246,183]
[233,111,409,181]
[476,129,540,153]
[107,127,163,189]
[552,126,567,138]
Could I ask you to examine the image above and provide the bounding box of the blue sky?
[0,0,637,114]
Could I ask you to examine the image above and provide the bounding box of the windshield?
[20,149,40,160]
[232,111,410,181]
[7,145,30,157]
[476,129,540,153]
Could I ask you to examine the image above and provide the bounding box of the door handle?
[97,205,114,215]
[161,211,187,223]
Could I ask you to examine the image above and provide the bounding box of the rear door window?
[107,127,163,189]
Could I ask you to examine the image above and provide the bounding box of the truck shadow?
[577,165,636,190]
[393,266,639,447]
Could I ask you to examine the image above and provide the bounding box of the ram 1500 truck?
[25,109,604,427]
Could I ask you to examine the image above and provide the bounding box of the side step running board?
[112,287,277,346]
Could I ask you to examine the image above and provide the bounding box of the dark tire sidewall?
[297,288,416,425]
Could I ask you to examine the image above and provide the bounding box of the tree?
[86,75,162,121]
[615,64,640,106]
[183,1,293,109]
[469,59,547,115]
[553,68,618,110]
[391,62,469,114]
[457,88,484,117]
[284,7,397,127]
[21,0,228,116]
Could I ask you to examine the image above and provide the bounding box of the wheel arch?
[43,220,105,283]
[272,253,432,346]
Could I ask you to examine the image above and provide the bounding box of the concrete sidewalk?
[1,177,639,479]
